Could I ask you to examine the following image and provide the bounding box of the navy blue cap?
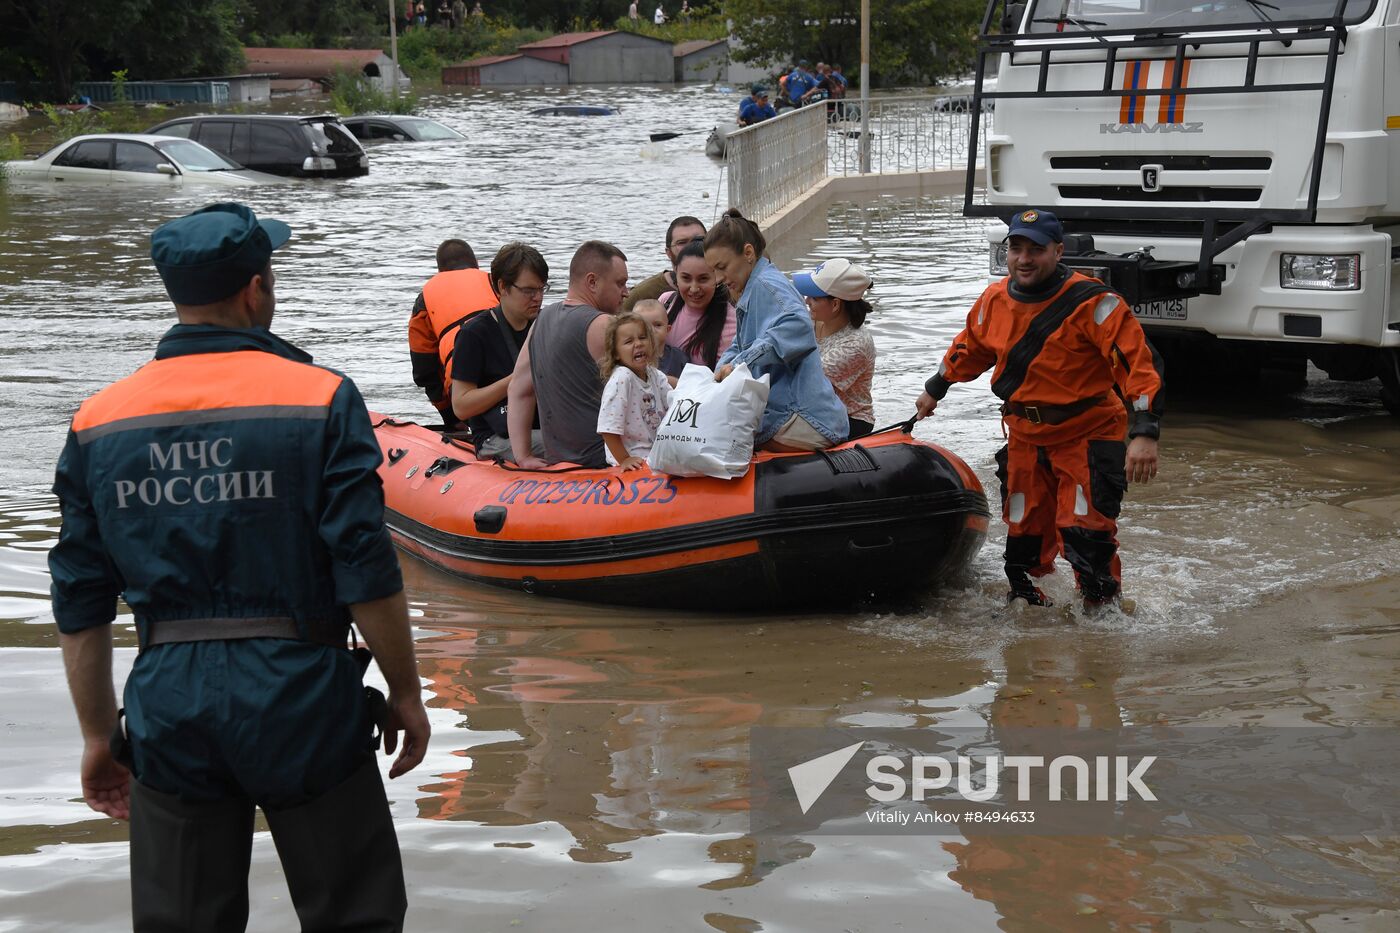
[151,203,291,305]
[751,83,768,95]
[1004,208,1063,246]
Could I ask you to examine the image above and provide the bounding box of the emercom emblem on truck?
[1099,122,1205,134]
[1112,59,1198,134]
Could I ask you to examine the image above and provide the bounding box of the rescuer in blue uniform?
[48,202,431,932]
[738,84,776,126]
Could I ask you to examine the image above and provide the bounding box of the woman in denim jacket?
[704,208,849,452]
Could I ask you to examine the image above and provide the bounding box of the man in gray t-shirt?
[507,241,630,469]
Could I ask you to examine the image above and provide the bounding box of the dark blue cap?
[1004,208,1063,246]
[751,83,768,95]
[151,203,291,305]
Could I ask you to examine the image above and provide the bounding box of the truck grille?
[1050,155,1272,171]
[1056,185,1262,202]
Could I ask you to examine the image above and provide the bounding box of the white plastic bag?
[647,363,770,479]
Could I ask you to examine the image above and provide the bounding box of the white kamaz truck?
[965,0,1400,413]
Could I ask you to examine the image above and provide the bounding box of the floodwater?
[2,85,1400,931]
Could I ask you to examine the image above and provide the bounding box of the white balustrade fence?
[724,105,828,226]
[725,93,993,225]
[829,95,991,176]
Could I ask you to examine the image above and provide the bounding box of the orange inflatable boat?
[373,415,989,608]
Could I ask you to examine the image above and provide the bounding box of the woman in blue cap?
[794,258,876,438]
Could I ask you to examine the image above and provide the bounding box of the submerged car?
[145,114,368,178]
[341,115,465,142]
[2,134,282,187]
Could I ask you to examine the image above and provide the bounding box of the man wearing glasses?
[451,242,550,461]
[622,215,706,312]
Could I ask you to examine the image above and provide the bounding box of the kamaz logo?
[1100,122,1204,134]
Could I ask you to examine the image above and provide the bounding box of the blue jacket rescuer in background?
[786,61,817,106]
[738,84,776,125]
[705,208,849,451]
[48,202,430,932]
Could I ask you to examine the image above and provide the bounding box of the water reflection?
[941,636,1165,929]
[397,556,994,877]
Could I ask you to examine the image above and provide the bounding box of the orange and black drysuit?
[408,267,497,423]
[924,265,1164,603]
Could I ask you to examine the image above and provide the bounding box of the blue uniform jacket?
[48,325,403,803]
[719,258,849,446]
[739,99,777,124]
[786,69,817,104]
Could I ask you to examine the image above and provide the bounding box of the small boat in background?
[529,105,620,117]
[705,124,729,159]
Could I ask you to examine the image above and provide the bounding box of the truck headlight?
[990,242,1008,276]
[1280,254,1359,290]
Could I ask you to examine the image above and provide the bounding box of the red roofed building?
[442,53,568,87]
[242,48,411,94]
[517,30,674,84]
[673,38,729,83]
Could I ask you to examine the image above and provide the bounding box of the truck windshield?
[1023,0,1375,35]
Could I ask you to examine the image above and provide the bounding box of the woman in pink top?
[658,240,737,369]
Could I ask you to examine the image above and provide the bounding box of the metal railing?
[726,93,992,224]
[77,81,232,104]
[724,104,828,226]
[0,80,232,104]
[829,95,990,176]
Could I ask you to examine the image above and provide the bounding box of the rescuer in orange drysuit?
[408,238,498,426]
[914,209,1164,611]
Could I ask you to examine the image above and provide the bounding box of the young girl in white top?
[596,312,673,470]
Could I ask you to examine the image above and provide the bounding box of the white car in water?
[2,133,283,187]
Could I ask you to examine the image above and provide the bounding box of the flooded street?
[2,86,1400,931]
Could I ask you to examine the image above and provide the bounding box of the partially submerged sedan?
[341,115,465,142]
[3,134,281,187]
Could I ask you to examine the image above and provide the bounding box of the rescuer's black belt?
[144,616,348,649]
[1001,396,1104,425]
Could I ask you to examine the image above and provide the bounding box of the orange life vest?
[420,268,497,395]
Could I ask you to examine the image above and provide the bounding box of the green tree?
[0,0,145,99]
[235,0,384,47]
[102,1,245,79]
[0,0,244,98]
[722,0,982,86]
